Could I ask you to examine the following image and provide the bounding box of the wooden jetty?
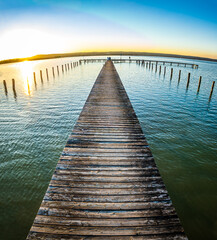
[27,60,187,239]
[81,58,198,69]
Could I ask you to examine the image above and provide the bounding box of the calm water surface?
[0,56,216,240]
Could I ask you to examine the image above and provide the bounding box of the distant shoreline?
[0,51,217,65]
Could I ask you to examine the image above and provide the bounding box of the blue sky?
[0,0,216,60]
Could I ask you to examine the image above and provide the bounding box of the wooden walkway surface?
[27,60,187,239]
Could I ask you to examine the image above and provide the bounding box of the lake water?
[0,56,216,240]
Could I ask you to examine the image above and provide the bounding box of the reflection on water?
[20,61,35,96]
[0,56,217,240]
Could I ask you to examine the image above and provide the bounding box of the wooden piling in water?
[197,76,202,93]
[159,65,161,74]
[178,70,181,83]
[57,66,59,75]
[164,66,166,76]
[186,73,190,89]
[3,80,8,95]
[40,70,43,83]
[27,60,187,240]
[12,78,17,98]
[170,68,173,80]
[52,67,55,78]
[62,65,64,73]
[12,79,16,91]
[46,68,49,81]
[33,72,37,86]
[209,81,215,100]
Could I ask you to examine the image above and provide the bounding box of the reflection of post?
[40,70,43,83]
[170,68,173,80]
[33,72,37,86]
[186,73,190,89]
[3,80,8,95]
[209,81,215,100]
[27,79,31,95]
[178,70,181,83]
[197,76,202,93]
[46,68,49,81]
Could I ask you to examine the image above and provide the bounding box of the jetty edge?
[27,59,187,239]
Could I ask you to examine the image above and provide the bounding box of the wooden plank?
[26,60,187,239]
[29,225,185,236]
[37,207,178,218]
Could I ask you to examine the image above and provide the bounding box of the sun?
[0,28,67,60]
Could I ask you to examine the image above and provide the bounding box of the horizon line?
[0,51,217,65]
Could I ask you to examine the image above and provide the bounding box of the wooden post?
[152,63,153,70]
[40,70,43,83]
[65,64,67,71]
[209,81,215,100]
[71,63,72,69]
[164,67,166,76]
[57,66,59,75]
[3,80,8,95]
[52,67,55,78]
[62,65,64,73]
[197,76,202,93]
[178,70,181,82]
[12,79,17,98]
[68,63,70,70]
[46,68,49,81]
[159,65,161,74]
[12,78,16,91]
[33,72,37,86]
[155,63,157,73]
[170,68,173,79]
[186,73,190,89]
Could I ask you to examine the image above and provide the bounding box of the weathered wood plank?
[37,207,178,218]
[29,225,185,236]
[26,60,187,239]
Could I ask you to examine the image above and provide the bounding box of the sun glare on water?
[19,61,36,96]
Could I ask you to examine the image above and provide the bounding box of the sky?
[0,0,217,60]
